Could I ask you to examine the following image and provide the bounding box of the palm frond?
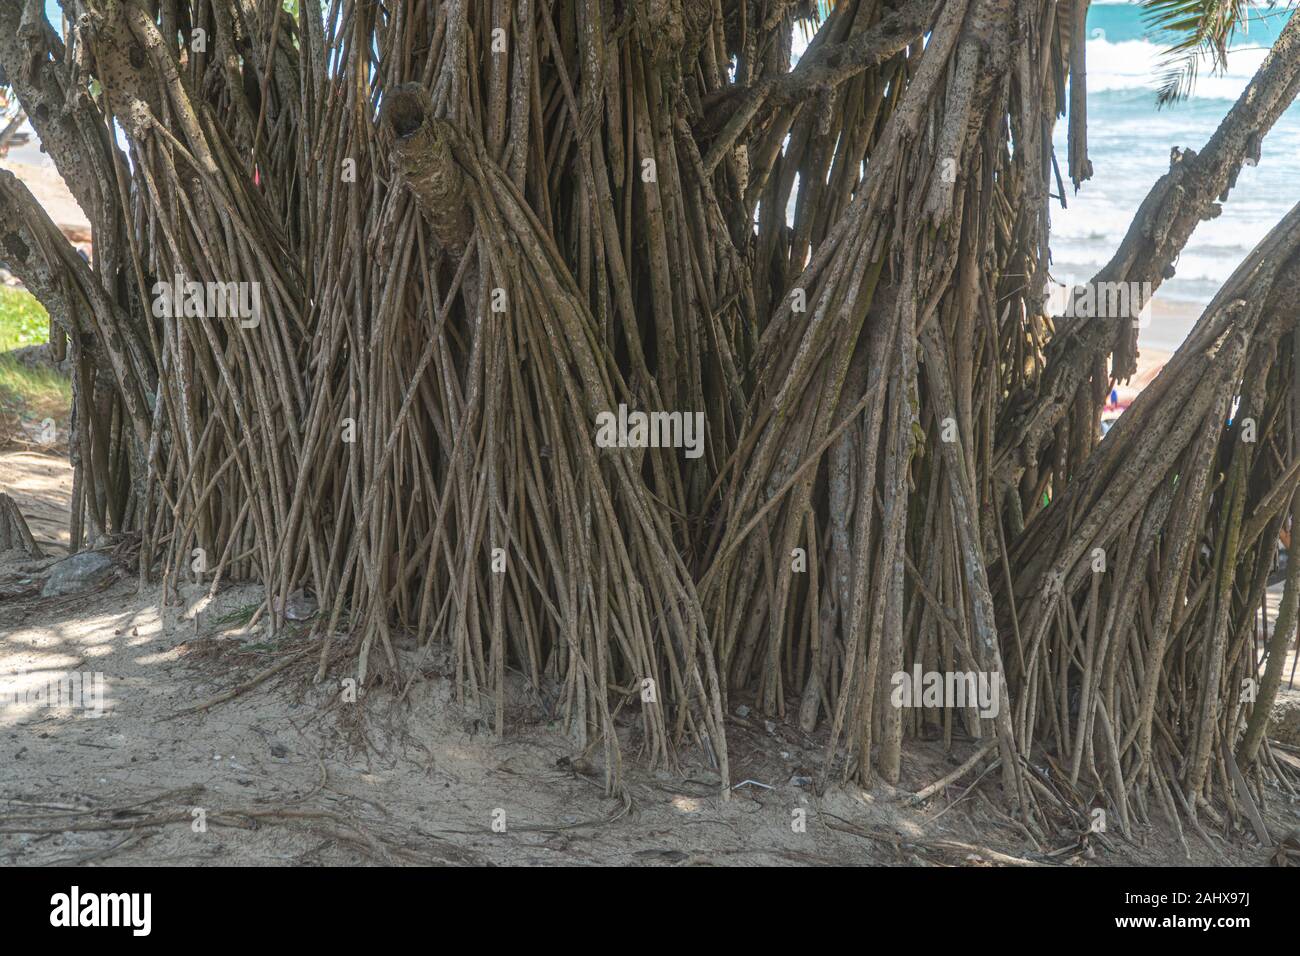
[1141,0,1255,105]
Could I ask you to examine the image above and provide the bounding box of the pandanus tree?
[3,0,1299,842]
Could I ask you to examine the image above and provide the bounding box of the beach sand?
[1109,294,1203,402]
[1,157,90,244]
[1140,295,1203,355]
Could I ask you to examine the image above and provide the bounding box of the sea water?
[1051,0,1300,350]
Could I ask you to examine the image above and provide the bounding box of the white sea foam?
[1051,22,1300,339]
[1085,35,1270,99]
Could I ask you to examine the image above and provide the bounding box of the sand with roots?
[0,450,1296,866]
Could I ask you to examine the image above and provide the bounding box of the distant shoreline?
[1140,295,1203,353]
[1,157,91,246]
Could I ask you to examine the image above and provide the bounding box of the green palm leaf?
[1141,0,1259,105]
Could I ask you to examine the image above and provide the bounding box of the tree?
[2,0,1297,838]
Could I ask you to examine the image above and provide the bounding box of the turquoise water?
[1052,1,1300,348]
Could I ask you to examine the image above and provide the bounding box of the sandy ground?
[1141,297,1204,355]
[0,454,1296,867]
[0,451,71,556]
[1255,585,1300,712]
[7,575,1293,867]
[0,159,90,243]
[1132,343,1172,386]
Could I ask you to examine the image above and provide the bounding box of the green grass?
[0,286,70,440]
[210,603,262,629]
[0,285,50,351]
[0,358,70,410]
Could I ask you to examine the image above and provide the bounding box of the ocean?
[1051,0,1300,349]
